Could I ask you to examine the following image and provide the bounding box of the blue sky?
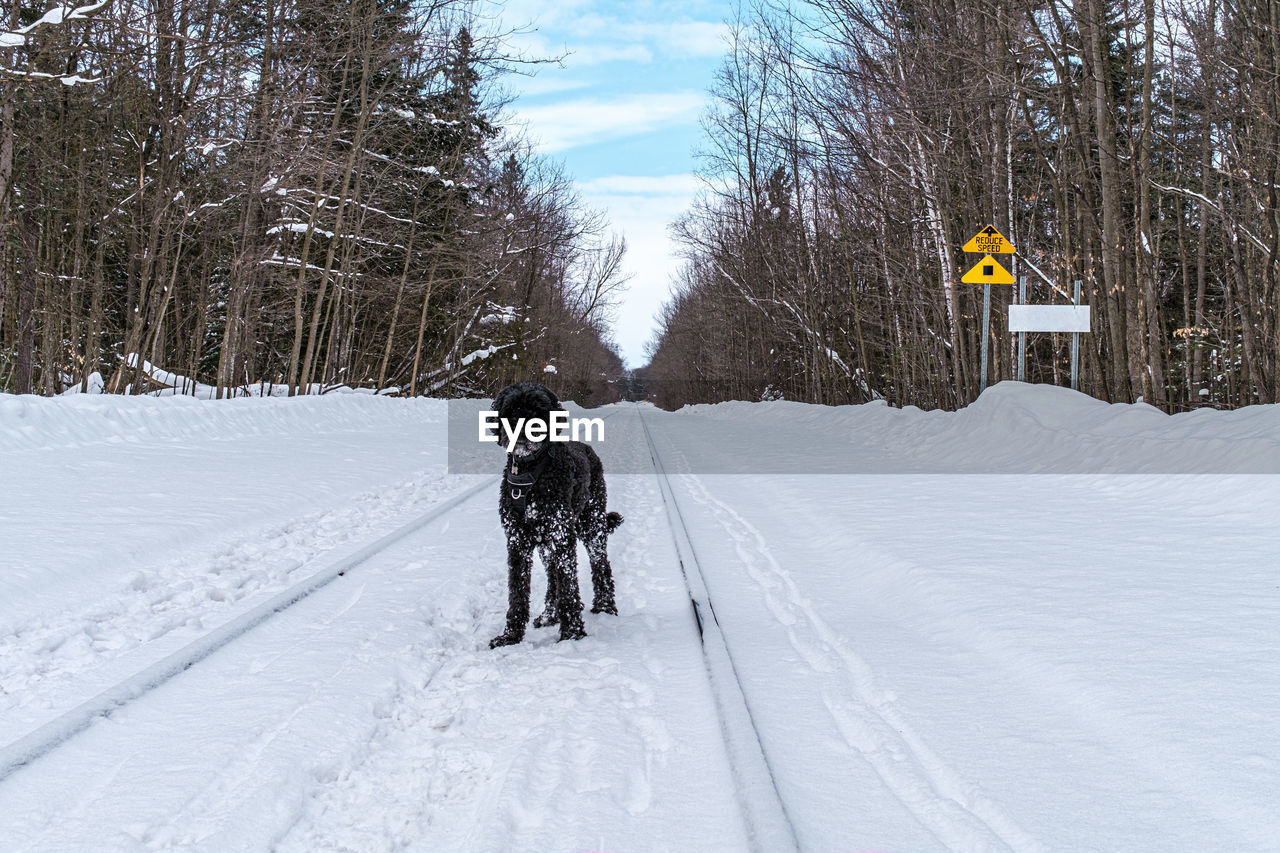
[494,0,732,367]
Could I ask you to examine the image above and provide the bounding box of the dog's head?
[493,382,562,459]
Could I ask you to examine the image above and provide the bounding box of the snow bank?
[0,393,444,453]
[663,382,1280,473]
[11,382,1280,472]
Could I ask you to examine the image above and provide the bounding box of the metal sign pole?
[980,282,991,394]
[1071,280,1081,391]
[960,224,1016,398]
[1017,273,1026,382]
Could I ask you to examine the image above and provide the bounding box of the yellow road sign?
[961,254,1015,285]
[962,225,1015,254]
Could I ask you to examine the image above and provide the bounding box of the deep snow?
[1,385,1278,852]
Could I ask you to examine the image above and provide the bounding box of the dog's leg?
[490,538,533,648]
[548,529,586,642]
[586,534,618,615]
[532,545,560,627]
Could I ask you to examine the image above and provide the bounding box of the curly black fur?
[489,382,623,648]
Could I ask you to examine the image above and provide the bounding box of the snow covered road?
[664,471,1280,851]
[0,466,751,851]
[2,389,1279,851]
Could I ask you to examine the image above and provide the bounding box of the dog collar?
[505,450,551,512]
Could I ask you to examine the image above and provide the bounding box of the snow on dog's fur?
[489,382,622,647]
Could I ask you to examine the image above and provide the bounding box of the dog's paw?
[489,632,523,649]
[591,600,618,615]
[556,623,587,642]
[533,609,560,628]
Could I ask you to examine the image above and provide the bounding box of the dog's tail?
[606,511,624,533]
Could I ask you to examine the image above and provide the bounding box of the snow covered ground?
[1,385,1278,851]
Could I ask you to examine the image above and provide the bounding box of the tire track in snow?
[676,471,1049,853]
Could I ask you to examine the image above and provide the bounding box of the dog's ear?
[542,386,563,411]
[492,384,516,416]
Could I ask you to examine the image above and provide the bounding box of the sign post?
[960,226,1016,394]
[1017,274,1026,382]
[962,224,1091,394]
[1072,280,1082,391]
[981,283,991,392]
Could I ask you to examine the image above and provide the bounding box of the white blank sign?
[1008,304,1091,332]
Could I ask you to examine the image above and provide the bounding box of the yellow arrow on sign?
[961,254,1015,285]
[962,225,1016,254]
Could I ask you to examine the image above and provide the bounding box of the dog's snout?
[512,437,543,457]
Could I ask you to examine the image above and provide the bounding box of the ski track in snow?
[678,472,1048,853]
[0,471,471,724]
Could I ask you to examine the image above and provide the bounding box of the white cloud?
[486,0,728,366]
[567,43,654,65]
[577,18,729,59]
[509,76,593,98]
[655,20,728,57]
[496,0,727,68]
[515,91,705,154]
[578,174,702,195]
[494,0,595,30]
[510,31,655,67]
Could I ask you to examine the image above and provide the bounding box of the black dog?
[489,382,622,648]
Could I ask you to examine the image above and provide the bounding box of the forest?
[6,0,1280,413]
[0,0,627,403]
[643,0,1280,411]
